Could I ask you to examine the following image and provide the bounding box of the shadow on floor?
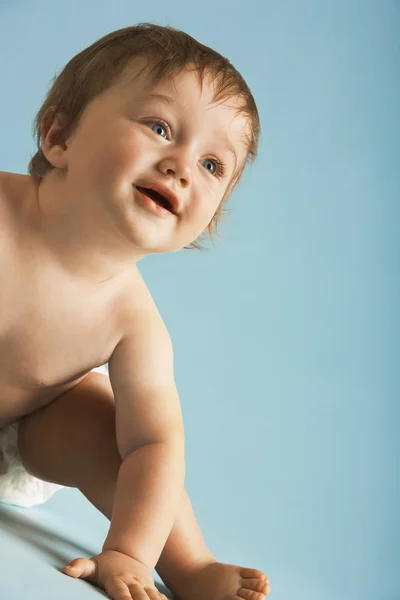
[0,503,174,598]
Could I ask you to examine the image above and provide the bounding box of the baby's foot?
[168,559,271,600]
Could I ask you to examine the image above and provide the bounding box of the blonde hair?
[28,23,261,250]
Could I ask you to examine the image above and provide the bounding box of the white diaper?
[0,364,109,508]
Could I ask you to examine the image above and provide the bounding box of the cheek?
[88,135,143,184]
[186,194,220,232]
[107,128,158,175]
[199,188,221,218]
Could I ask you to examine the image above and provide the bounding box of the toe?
[239,577,268,594]
[240,568,267,581]
[237,589,266,600]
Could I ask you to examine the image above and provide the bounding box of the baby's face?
[62,59,249,253]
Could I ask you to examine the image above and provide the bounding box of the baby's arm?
[102,308,185,571]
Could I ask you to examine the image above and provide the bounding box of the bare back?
[0,171,150,428]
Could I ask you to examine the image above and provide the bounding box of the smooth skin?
[2,58,270,600]
[18,370,271,600]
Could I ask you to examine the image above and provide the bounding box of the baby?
[0,23,270,600]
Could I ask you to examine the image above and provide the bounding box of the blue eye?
[150,121,168,138]
[202,159,217,175]
[148,120,226,178]
[203,158,226,178]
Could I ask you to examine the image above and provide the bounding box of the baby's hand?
[62,549,168,600]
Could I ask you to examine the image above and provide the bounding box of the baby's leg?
[17,372,270,600]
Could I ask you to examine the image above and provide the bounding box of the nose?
[158,152,193,187]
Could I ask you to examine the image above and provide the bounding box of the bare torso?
[0,171,149,428]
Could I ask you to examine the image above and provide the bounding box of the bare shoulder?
[0,171,18,246]
[109,269,175,399]
[119,267,171,344]
[0,171,31,234]
[0,171,12,220]
[0,170,21,205]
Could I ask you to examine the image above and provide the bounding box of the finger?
[127,581,150,600]
[144,587,163,600]
[62,557,96,581]
[106,578,133,600]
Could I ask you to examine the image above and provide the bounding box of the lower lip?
[135,187,173,216]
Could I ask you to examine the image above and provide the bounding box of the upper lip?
[135,182,181,216]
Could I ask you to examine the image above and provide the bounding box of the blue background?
[0,1,399,599]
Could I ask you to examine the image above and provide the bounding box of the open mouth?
[136,186,173,213]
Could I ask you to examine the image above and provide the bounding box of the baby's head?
[28,23,260,252]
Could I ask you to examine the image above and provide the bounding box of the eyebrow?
[140,93,176,106]
[140,93,238,172]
